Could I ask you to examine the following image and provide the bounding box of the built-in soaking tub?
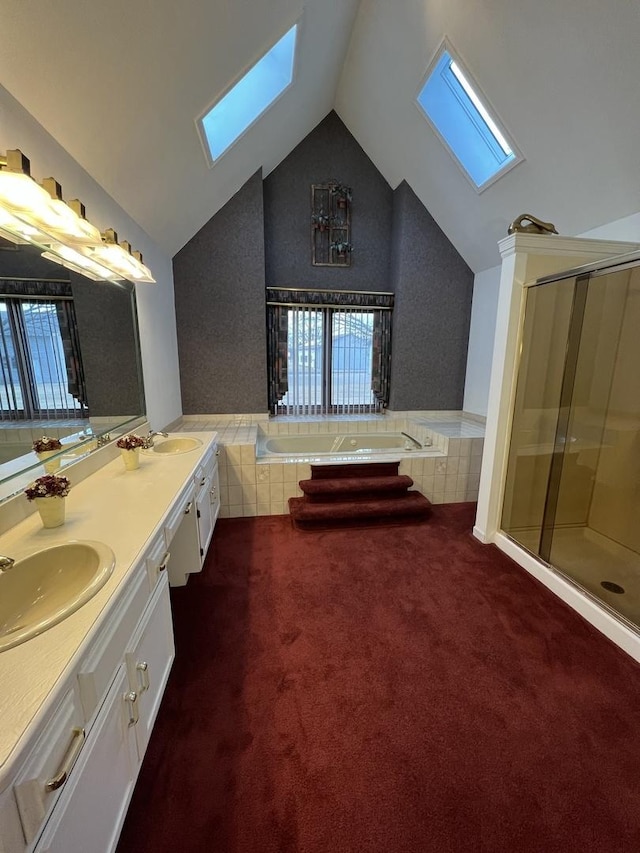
[258,432,434,459]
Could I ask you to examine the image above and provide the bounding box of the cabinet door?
[125,574,175,760]
[166,495,201,587]
[211,460,221,527]
[196,477,213,566]
[34,667,137,853]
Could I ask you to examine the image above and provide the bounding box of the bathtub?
[258,432,425,459]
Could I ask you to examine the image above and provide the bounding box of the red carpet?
[117,504,640,853]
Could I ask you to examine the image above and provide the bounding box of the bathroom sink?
[144,437,202,455]
[0,540,116,653]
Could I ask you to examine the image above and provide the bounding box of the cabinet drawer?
[14,688,85,844]
[144,532,171,593]
[77,565,149,722]
[163,480,196,546]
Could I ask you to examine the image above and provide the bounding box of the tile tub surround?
[177,413,484,516]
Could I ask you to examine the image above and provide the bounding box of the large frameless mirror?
[0,238,146,501]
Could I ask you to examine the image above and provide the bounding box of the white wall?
[462,265,500,417]
[0,86,182,429]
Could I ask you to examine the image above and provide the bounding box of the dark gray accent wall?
[389,181,473,411]
[263,111,394,292]
[173,169,267,414]
[172,116,473,416]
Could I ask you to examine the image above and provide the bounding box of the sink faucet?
[0,555,15,572]
[143,429,168,449]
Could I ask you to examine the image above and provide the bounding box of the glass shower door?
[502,264,640,629]
[544,266,640,626]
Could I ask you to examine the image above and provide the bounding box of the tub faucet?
[0,555,15,572]
[401,431,422,450]
[143,429,168,449]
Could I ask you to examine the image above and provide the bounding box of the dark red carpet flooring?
[117,503,640,853]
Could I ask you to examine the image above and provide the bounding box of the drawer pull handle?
[200,477,207,487]
[210,488,217,498]
[215,448,220,456]
[45,727,85,792]
[125,691,139,727]
[136,661,150,693]
[184,501,193,515]
[159,550,170,572]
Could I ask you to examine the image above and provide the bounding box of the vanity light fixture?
[0,149,156,283]
[86,229,156,283]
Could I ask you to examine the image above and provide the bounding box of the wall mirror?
[0,238,146,501]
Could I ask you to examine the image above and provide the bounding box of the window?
[198,24,297,164]
[416,42,522,191]
[266,289,393,416]
[0,295,87,420]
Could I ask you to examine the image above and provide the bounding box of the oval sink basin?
[0,540,115,653]
[145,437,202,455]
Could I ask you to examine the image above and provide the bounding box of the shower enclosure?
[501,257,640,629]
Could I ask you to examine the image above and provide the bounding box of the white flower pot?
[34,496,66,528]
[37,450,61,474]
[120,448,140,471]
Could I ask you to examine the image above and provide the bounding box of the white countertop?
[0,431,216,788]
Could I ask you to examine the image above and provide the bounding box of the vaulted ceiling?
[2,0,639,272]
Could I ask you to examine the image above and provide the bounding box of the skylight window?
[416,43,522,190]
[198,24,297,164]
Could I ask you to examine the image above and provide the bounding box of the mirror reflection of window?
[0,292,87,421]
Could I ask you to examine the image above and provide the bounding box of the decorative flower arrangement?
[32,436,63,453]
[24,474,71,501]
[116,434,145,451]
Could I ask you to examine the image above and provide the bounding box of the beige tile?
[228,505,244,518]
[431,492,444,504]
[271,501,287,515]
[445,473,458,492]
[256,466,270,483]
[242,484,257,503]
[268,463,284,483]
[270,482,284,501]
[435,459,447,475]
[296,463,310,481]
[422,458,435,476]
[240,465,256,485]
[458,456,470,475]
[243,504,257,517]
[256,483,271,503]
[219,506,230,518]
[228,485,243,505]
[283,463,298,482]
[226,467,242,488]
[444,491,458,504]
[257,499,272,515]
[459,438,472,457]
[469,455,482,474]
[446,457,460,476]
[225,445,242,465]
[410,459,424,477]
[434,474,446,493]
[240,445,255,465]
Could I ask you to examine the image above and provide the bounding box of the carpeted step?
[299,474,414,502]
[289,491,431,529]
[310,462,400,480]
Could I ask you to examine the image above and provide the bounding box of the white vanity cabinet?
[10,556,174,853]
[0,431,217,853]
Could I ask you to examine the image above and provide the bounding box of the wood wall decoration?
[311,181,352,266]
